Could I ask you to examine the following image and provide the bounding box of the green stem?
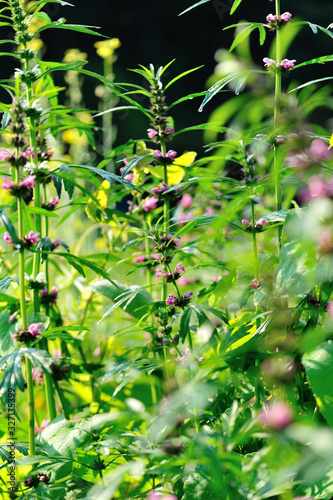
[251,203,262,409]
[16,169,36,454]
[274,0,283,252]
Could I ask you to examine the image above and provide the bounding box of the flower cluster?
[12,322,43,343]
[32,368,44,385]
[266,12,292,29]
[25,473,50,488]
[166,291,193,307]
[41,196,59,211]
[142,195,159,212]
[40,286,58,306]
[148,124,174,142]
[22,230,40,248]
[179,346,205,364]
[242,218,267,232]
[153,233,179,253]
[153,149,177,164]
[250,278,263,289]
[25,272,47,290]
[151,182,180,199]
[263,57,296,74]
[156,262,185,283]
[2,174,36,198]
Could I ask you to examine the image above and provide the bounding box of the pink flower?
[179,193,192,208]
[20,175,36,189]
[147,128,158,139]
[52,349,62,357]
[263,57,275,67]
[142,196,159,212]
[309,138,332,161]
[8,311,18,324]
[28,322,43,337]
[119,166,134,182]
[242,219,251,227]
[133,253,146,263]
[23,146,35,158]
[35,418,50,435]
[49,196,59,208]
[93,347,101,356]
[26,230,40,245]
[153,150,163,159]
[280,58,296,70]
[147,492,161,500]
[3,232,13,245]
[0,148,12,161]
[2,177,15,191]
[166,294,178,305]
[32,368,44,385]
[280,12,292,22]
[266,14,278,22]
[174,262,185,274]
[164,125,175,135]
[166,150,177,160]
[250,279,263,289]
[156,268,167,279]
[258,401,293,429]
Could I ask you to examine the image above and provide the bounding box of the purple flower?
[280,12,292,22]
[28,322,43,337]
[164,125,175,135]
[280,58,296,70]
[151,182,169,196]
[35,418,50,435]
[156,268,168,279]
[147,128,158,139]
[2,177,15,191]
[166,150,177,160]
[3,232,13,245]
[174,262,185,275]
[26,230,40,245]
[8,311,18,324]
[23,146,35,158]
[49,196,59,208]
[41,288,48,297]
[142,196,159,212]
[242,219,251,227]
[263,57,275,67]
[133,253,146,263]
[153,150,163,159]
[183,291,193,300]
[166,294,178,305]
[20,175,36,189]
[266,14,278,22]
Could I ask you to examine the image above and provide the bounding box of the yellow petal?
[172,151,197,167]
[85,180,111,222]
[329,133,333,149]
[150,165,185,185]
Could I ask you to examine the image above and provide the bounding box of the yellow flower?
[94,38,121,59]
[63,48,88,64]
[329,133,333,149]
[18,38,44,52]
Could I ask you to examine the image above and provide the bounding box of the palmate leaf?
[0,276,19,291]
[91,279,153,321]
[0,348,53,401]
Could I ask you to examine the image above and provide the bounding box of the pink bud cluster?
[40,286,58,305]
[258,401,293,430]
[156,262,185,283]
[22,230,40,247]
[263,57,296,72]
[142,196,159,212]
[2,174,36,196]
[12,322,43,343]
[266,12,292,29]
[119,165,134,182]
[154,149,177,162]
[166,291,193,307]
[147,124,174,142]
[242,218,267,232]
[41,196,59,211]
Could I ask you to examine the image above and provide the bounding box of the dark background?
[7,1,333,150]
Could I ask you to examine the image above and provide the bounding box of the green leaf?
[179,0,210,16]
[164,65,204,90]
[259,209,290,225]
[91,279,152,321]
[55,252,113,282]
[230,0,243,15]
[309,22,318,34]
[59,164,74,199]
[0,310,16,356]
[198,72,249,111]
[0,207,19,244]
[289,76,333,93]
[27,206,59,218]
[180,307,192,341]
[73,164,140,192]
[87,461,146,499]
[303,341,333,426]
[0,276,19,291]
[1,111,11,130]
[228,24,265,52]
[35,19,104,37]
[295,55,333,69]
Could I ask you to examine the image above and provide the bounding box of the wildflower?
[280,58,296,70]
[258,401,293,430]
[8,311,18,324]
[23,230,40,246]
[93,347,101,356]
[42,196,59,211]
[280,12,292,22]
[133,253,146,263]
[179,193,193,208]
[12,322,43,344]
[153,149,177,163]
[3,232,14,246]
[148,128,158,139]
[250,278,263,289]
[0,148,14,162]
[94,38,121,59]
[166,291,193,307]
[34,418,50,435]
[40,286,58,305]
[156,262,185,282]
[20,175,36,189]
[14,68,23,79]
[263,57,275,67]
[119,166,134,182]
[263,57,296,73]
[266,12,292,29]
[151,182,169,197]
[2,177,15,191]
[32,368,44,385]
[142,196,159,212]
[31,64,41,75]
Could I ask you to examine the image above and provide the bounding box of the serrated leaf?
[0,276,19,291]
[91,279,152,321]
